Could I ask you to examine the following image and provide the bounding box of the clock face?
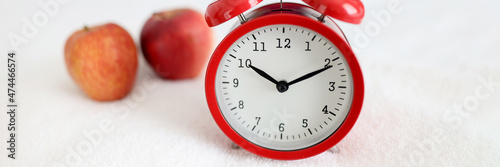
[214,24,354,151]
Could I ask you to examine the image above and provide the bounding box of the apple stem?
[84,26,90,31]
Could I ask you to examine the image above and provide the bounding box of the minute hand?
[288,65,333,86]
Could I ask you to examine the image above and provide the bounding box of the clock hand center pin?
[249,64,288,93]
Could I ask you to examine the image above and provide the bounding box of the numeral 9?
[233,78,239,87]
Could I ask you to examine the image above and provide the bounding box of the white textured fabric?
[1,0,499,166]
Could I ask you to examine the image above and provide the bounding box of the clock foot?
[329,146,339,154]
[231,142,240,149]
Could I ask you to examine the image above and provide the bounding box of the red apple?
[65,23,138,101]
[140,8,214,79]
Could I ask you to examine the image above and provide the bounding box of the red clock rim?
[205,13,364,160]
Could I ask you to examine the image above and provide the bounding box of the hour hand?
[249,64,279,84]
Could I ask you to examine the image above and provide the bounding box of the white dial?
[215,24,354,151]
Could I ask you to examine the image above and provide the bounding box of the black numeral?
[255,117,261,125]
[253,42,266,51]
[233,78,239,87]
[324,58,331,68]
[329,82,335,91]
[276,38,291,48]
[322,105,329,114]
[302,119,308,128]
[8,61,15,68]
[239,100,244,109]
[279,123,285,132]
[324,58,338,68]
[8,82,15,88]
[8,92,14,98]
[305,41,311,51]
[238,59,252,68]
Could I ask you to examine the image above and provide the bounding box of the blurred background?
[0,0,499,166]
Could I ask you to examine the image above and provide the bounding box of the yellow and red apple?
[64,23,138,101]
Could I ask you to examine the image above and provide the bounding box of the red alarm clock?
[204,0,365,160]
